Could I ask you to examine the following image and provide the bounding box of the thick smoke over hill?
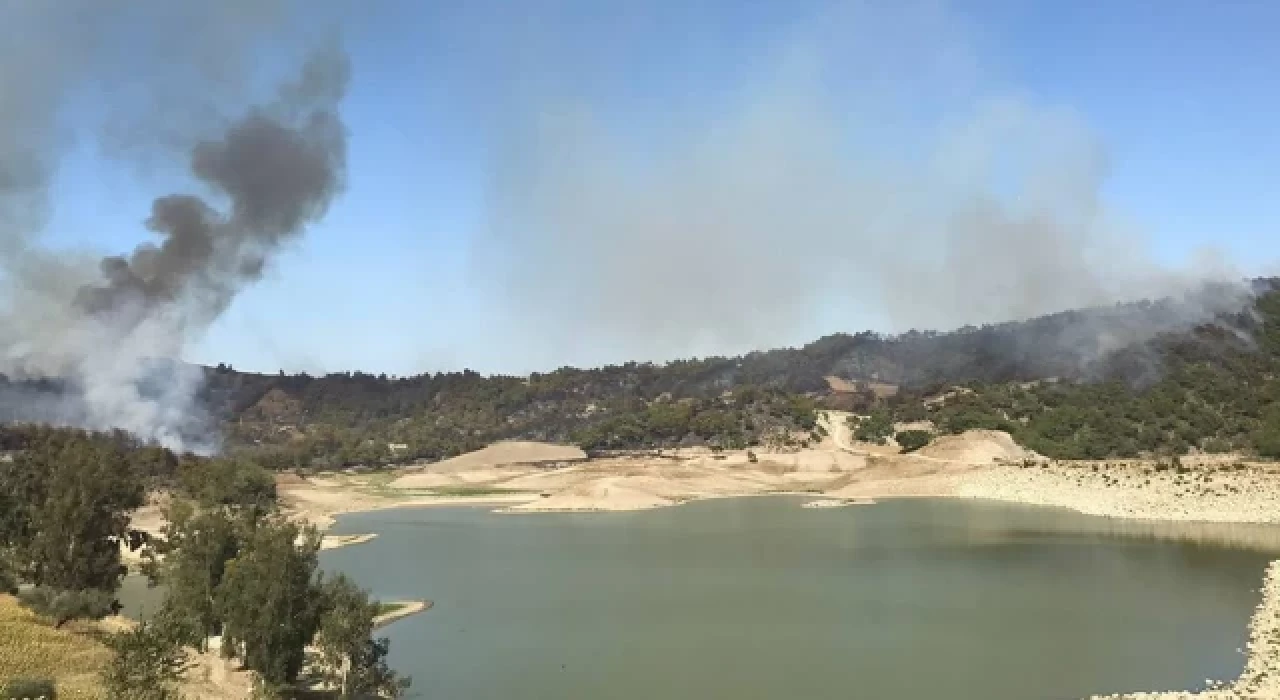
[0,2,348,451]
[472,2,1254,369]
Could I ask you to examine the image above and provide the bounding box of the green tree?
[17,587,116,628]
[179,458,277,516]
[1255,406,1280,459]
[103,621,187,700]
[216,518,322,685]
[894,430,932,453]
[314,574,410,698]
[4,439,143,591]
[853,409,893,444]
[145,501,248,649]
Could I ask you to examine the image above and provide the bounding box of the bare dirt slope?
[916,429,1038,464]
[388,441,585,490]
[432,440,586,470]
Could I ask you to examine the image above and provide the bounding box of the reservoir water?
[137,497,1280,699]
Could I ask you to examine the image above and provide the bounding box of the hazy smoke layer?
[0,2,348,451]
[472,2,1251,368]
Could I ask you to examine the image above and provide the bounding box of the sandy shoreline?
[802,497,877,508]
[373,600,432,629]
[319,532,379,550]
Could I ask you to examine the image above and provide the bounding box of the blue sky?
[39,0,1280,376]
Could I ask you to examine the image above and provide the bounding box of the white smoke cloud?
[469,1,1252,369]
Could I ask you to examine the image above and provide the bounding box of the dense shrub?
[17,587,116,628]
[895,430,932,453]
[0,555,15,595]
[103,621,186,700]
[2,678,56,700]
[853,409,893,444]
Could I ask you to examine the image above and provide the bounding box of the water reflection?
[309,497,1277,700]
[113,498,1280,699]
[974,503,1280,554]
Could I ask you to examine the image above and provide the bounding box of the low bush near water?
[3,678,56,700]
[17,588,116,628]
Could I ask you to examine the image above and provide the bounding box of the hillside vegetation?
[208,279,1280,463]
[2,280,1278,465]
[896,288,1280,459]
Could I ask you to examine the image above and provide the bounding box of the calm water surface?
[204,499,1280,698]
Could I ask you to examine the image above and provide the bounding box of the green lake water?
[125,497,1280,699]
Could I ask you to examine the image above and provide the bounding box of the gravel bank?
[954,462,1280,524]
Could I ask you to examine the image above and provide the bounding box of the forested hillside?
[888,285,1280,459]
[2,279,1278,465]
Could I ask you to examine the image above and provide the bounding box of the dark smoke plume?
[76,52,348,325]
[0,3,349,451]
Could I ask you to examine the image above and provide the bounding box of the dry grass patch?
[0,594,110,699]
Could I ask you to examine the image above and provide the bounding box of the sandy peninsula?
[374,600,432,629]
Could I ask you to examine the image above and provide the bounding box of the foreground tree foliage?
[314,574,410,698]
[144,502,248,649]
[0,426,409,697]
[102,620,187,700]
[0,433,144,592]
[216,518,323,685]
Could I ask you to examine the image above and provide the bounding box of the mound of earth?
[389,441,585,489]
[916,430,1035,464]
[824,375,859,393]
[418,441,584,471]
[508,477,674,512]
